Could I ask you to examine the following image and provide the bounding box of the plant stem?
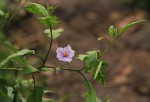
[30,54,45,65]
[99,38,115,57]
[45,65,90,90]
[0,68,22,71]
[43,18,53,66]
[31,73,37,102]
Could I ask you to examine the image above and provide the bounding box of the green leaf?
[22,64,38,74]
[20,79,33,88]
[0,43,38,74]
[43,98,56,102]
[16,93,27,102]
[44,28,64,39]
[39,16,60,27]
[77,50,100,73]
[93,61,109,86]
[94,61,102,79]
[0,49,35,68]
[84,81,101,102]
[47,6,58,15]
[6,87,14,101]
[27,86,44,102]
[77,51,109,86]
[0,10,5,16]
[25,3,49,16]
[38,66,51,71]
[108,26,116,37]
[77,55,86,61]
[117,20,145,38]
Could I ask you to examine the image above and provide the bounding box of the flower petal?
[56,45,75,62]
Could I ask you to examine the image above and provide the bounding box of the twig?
[31,73,37,102]
[44,65,91,90]
[30,54,45,65]
[43,18,53,66]
[0,68,23,71]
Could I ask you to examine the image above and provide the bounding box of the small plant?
[0,2,145,102]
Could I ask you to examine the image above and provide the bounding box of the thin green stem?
[0,68,22,71]
[31,73,37,102]
[99,38,115,57]
[30,54,45,65]
[45,65,85,72]
[44,65,90,90]
[77,71,91,89]
[43,65,56,69]
[60,67,91,91]
[43,18,53,66]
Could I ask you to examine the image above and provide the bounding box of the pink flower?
[56,45,75,62]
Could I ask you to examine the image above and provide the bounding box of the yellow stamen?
[63,51,68,57]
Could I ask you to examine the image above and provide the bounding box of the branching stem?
[44,65,90,90]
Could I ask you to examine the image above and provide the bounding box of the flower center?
[63,51,68,57]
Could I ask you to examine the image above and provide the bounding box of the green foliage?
[77,50,109,86]
[0,86,14,102]
[108,26,117,37]
[84,81,101,102]
[0,49,35,68]
[19,79,33,90]
[25,3,49,16]
[0,10,9,29]
[22,64,38,74]
[44,28,64,39]
[39,16,60,27]
[117,20,145,38]
[38,66,50,71]
[6,87,14,102]
[27,86,44,102]
[15,93,27,102]
[25,3,60,28]
[108,20,145,39]
[78,50,100,73]
[93,61,109,81]
[0,10,5,16]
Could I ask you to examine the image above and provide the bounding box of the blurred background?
[0,0,150,102]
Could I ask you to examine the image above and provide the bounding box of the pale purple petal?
[60,57,72,62]
[66,45,71,50]
[56,45,75,62]
[56,47,64,54]
[68,50,75,57]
